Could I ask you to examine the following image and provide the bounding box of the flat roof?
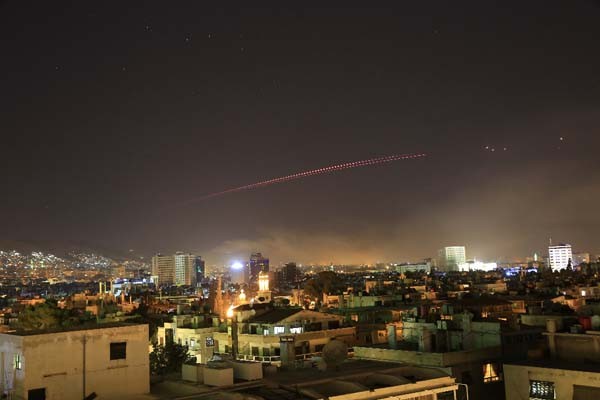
[4,322,147,336]
[506,359,600,373]
[268,359,449,386]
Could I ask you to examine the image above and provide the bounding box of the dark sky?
[2,1,600,266]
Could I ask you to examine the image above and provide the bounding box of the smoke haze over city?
[2,1,600,264]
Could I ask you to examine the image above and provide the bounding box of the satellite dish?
[322,339,347,370]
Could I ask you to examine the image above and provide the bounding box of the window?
[189,339,195,348]
[263,328,270,336]
[14,354,22,370]
[274,326,285,334]
[263,347,271,356]
[573,385,600,400]
[483,363,501,383]
[530,380,555,400]
[28,388,46,400]
[290,326,303,334]
[110,342,127,360]
[328,320,340,330]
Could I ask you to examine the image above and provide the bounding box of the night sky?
[2,1,600,266]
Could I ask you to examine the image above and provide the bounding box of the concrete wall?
[353,345,502,367]
[548,332,600,363]
[203,367,233,387]
[504,364,600,400]
[520,314,576,330]
[226,360,262,380]
[182,363,204,383]
[0,325,149,400]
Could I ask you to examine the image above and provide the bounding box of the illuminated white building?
[549,244,573,271]
[458,261,498,272]
[438,246,466,271]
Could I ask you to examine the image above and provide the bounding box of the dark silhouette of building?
[280,262,300,287]
[249,253,269,283]
[195,256,205,284]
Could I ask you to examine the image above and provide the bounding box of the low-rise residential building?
[156,314,220,364]
[0,323,149,400]
[504,360,600,400]
[214,305,355,363]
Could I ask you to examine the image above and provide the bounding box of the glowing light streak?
[185,153,426,203]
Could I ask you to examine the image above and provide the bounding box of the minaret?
[256,271,271,303]
[214,275,224,318]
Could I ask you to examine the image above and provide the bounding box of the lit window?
[14,354,22,370]
[530,380,555,400]
[290,326,303,334]
[190,339,195,348]
[263,328,270,336]
[483,363,500,383]
[274,326,285,334]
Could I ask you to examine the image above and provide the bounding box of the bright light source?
[226,305,234,318]
[231,261,243,270]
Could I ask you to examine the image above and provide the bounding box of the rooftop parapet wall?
[354,345,502,367]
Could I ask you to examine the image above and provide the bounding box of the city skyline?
[2,2,600,265]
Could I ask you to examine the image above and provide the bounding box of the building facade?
[215,306,354,363]
[504,361,600,400]
[0,324,149,400]
[152,252,201,286]
[157,315,219,364]
[549,244,573,271]
[438,246,466,271]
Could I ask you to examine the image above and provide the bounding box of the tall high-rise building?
[437,246,466,271]
[194,256,206,283]
[549,244,573,271]
[249,252,269,283]
[280,262,300,287]
[152,252,201,286]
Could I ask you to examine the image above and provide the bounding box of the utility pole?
[82,335,86,400]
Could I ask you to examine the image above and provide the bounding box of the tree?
[16,299,94,331]
[149,342,194,376]
[303,271,345,300]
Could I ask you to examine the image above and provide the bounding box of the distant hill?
[0,239,142,261]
